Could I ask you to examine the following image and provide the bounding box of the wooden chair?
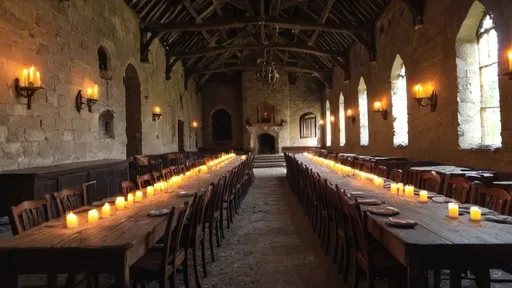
[10,196,51,236]
[121,180,137,197]
[374,166,387,178]
[389,169,403,183]
[446,176,470,203]
[330,185,350,280]
[204,177,226,262]
[53,186,88,216]
[152,171,165,183]
[419,171,441,194]
[161,167,173,180]
[130,203,191,288]
[347,202,407,287]
[472,182,512,215]
[137,173,153,190]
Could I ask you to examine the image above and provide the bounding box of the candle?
[161,182,168,192]
[34,71,41,87]
[21,69,28,86]
[508,51,512,72]
[101,203,111,218]
[66,212,78,228]
[29,66,34,85]
[373,101,382,111]
[88,209,99,223]
[127,193,134,208]
[397,183,404,195]
[419,190,428,203]
[135,190,143,202]
[346,109,353,117]
[147,186,154,197]
[448,203,459,218]
[470,207,481,221]
[93,84,98,100]
[405,185,415,197]
[152,106,162,114]
[115,196,125,210]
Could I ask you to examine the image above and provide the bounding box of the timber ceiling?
[125,0,391,86]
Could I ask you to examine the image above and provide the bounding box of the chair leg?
[183,251,191,288]
[332,230,339,264]
[209,223,216,262]
[324,220,331,256]
[192,243,203,288]
[215,219,222,247]
[201,238,208,278]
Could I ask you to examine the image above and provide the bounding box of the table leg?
[115,263,130,288]
[407,264,423,288]
[450,269,462,288]
[474,268,490,288]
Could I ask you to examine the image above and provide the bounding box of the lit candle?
[34,71,41,87]
[21,69,28,86]
[93,84,98,100]
[127,193,134,208]
[153,106,162,114]
[201,165,208,173]
[88,209,99,223]
[66,212,78,228]
[448,203,459,218]
[419,190,428,203]
[146,186,154,197]
[396,183,404,195]
[346,109,353,117]
[115,196,125,210]
[101,203,111,218]
[135,190,143,202]
[470,207,481,221]
[405,185,414,197]
[29,66,34,85]
[373,101,382,111]
[161,182,168,192]
[508,51,512,72]
[87,87,93,98]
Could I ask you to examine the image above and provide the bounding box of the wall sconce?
[330,115,335,123]
[152,106,162,121]
[413,83,437,112]
[319,119,325,126]
[76,85,99,113]
[346,109,356,125]
[192,121,198,128]
[372,101,388,120]
[15,66,43,110]
[503,51,512,79]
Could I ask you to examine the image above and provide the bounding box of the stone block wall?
[325,0,512,172]
[0,0,201,170]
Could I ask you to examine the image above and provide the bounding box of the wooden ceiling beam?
[183,0,213,42]
[225,0,255,15]
[189,65,330,77]
[145,17,364,34]
[308,0,334,46]
[168,44,343,58]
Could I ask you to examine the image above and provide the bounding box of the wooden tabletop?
[296,155,512,282]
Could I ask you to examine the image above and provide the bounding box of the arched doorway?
[258,133,276,154]
[212,109,233,141]
[124,64,142,158]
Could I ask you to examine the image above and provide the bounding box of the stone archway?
[124,64,142,158]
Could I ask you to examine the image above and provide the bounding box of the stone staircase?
[253,154,286,169]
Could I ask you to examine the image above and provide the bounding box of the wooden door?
[178,120,184,151]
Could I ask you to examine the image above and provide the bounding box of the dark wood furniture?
[53,187,88,216]
[0,159,128,217]
[472,182,512,215]
[9,196,51,236]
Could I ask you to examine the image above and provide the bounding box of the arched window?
[212,109,233,141]
[391,55,409,147]
[358,78,369,146]
[300,112,316,138]
[326,100,331,146]
[339,92,346,146]
[456,2,502,149]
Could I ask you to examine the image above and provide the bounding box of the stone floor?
[11,167,512,287]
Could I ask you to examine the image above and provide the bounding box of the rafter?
[140,26,161,63]
[308,0,334,46]
[189,65,330,78]
[145,17,365,34]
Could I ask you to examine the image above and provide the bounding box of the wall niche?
[99,109,115,139]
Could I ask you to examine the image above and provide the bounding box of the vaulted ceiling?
[125,0,391,86]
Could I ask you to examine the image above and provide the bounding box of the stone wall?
[0,0,201,170]
[325,0,512,172]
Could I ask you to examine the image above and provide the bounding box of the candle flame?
[153,106,162,114]
[346,109,353,117]
[373,101,382,111]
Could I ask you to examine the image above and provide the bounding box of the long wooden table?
[297,155,512,288]
[0,157,241,288]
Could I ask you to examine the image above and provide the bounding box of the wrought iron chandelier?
[255,58,279,85]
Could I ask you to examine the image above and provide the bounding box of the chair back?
[162,202,191,275]
[137,173,153,189]
[152,171,164,183]
[419,171,441,193]
[161,167,173,180]
[121,180,137,197]
[10,196,51,235]
[389,169,403,183]
[347,202,369,265]
[375,166,388,178]
[446,176,470,203]
[53,186,87,216]
[472,181,511,215]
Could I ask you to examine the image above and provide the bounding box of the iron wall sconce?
[15,66,43,110]
[413,84,437,112]
[192,121,198,128]
[330,116,335,123]
[319,119,325,126]
[503,51,512,79]
[76,85,99,113]
[372,101,388,120]
[152,106,162,121]
[346,109,356,125]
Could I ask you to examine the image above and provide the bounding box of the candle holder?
[372,101,388,120]
[346,109,356,125]
[413,84,437,112]
[152,107,162,121]
[76,90,98,113]
[14,78,43,110]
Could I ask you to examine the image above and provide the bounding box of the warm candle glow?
[152,106,162,114]
[101,203,111,218]
[404,185,414,197]
[319,119,324,125]
[66,212,78,228]
[419,190,428,203]
[470,207,481,221]
[373,101,382,111]
[88,209,99,223]
[29,66,34,84]
[135,190,143,202]
[448,203,459,218]
[91,84,99,100]
[146,186,154,197]
[346,109,353,117]
[330,115,335,122]
[21,69,28,86]
[115,196,125,210]
[34,71,41,87]
[87,88,93,98]
[508,51,512,72]
[397,183,404,195]
[192,121,198,128]
[127,193,134,207]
